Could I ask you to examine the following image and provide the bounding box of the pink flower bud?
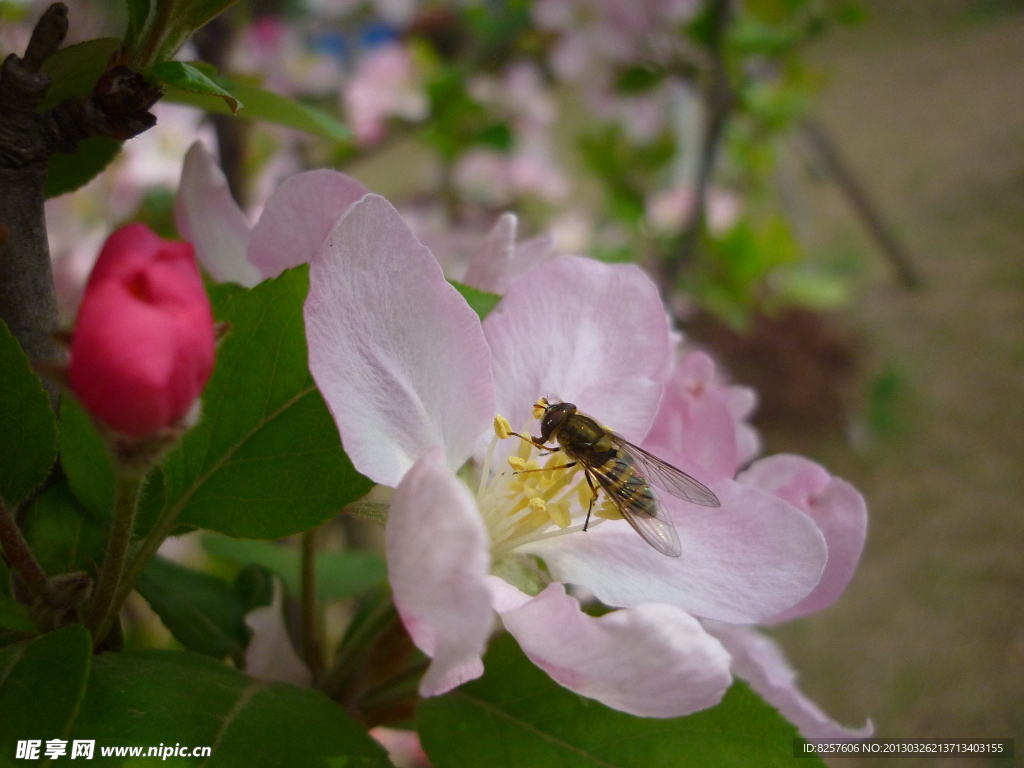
[69,223,215,437]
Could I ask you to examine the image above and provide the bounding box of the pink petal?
[305,194,495,486]
[723,384,761,468]
[643,350,759,484]
[248,169,369,279]
[483,256,671,443]
[739,455,868,623]
[369,728,431,768]
[174,143,259,287]
[704,622,873,738]
[520,479,827,624]
[463,214,556,295]
[387,448,493,697]
[462,212,516,293]
[245,580,313,687]
[489,578,732,717]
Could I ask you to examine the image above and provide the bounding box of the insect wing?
[608,434,721,507]
[587,462,683,558]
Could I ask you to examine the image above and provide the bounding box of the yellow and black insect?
[514,399,720,557]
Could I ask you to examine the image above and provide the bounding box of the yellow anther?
[577,481,596,506]
[528,497,547,513]
[547,501,571,528]
[508,456,527,472]
[595,500,623,520]
[494,415,513,440]
[544,452,569,470]
[532,399,548,419]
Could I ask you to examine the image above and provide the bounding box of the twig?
[801,117,921,289]
[0,496,49,598]
[660,0,734,294]
[0,4,69,405]
[0,4,162,408]
[86,468,144,646]
[300,528,324,684]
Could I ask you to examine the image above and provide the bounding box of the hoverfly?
[512,399,720,557]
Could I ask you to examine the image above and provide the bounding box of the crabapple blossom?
[177,142,554,291]
[175,142,368,286]
[69,224,214,437]
[343,43,427,146]
[303,191,831,717]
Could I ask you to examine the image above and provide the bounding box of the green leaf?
[21,476,108,578]
[148,60,240,113]
[0,593,35,634]
[163,79,352,142]
[418,633,826,768]
[0,319,57,506]
[157,266,373,539]
[230,81,351,141]
[59,395,116,521]
[127,0,243,67]
[202,533,386,601]
[45,135,122,199]
[449,281,501,320]
[123,0,152,55]
[136,555,250,661]
[38,37,122,112]
[69,649,393,766]
[0,625,92,756]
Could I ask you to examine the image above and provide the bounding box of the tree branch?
[0,4,162,408]
[801,117,922,289]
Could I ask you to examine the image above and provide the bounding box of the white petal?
[704,622,873,739]
[462,212,517,293]
[305,194,496,486]
[521,479,827,623]
[248,169,369,279]
[175,142,260,287]
[388,448,494,697]
[245,579,312,687]
[484,255,671,443]
[490,578,732,717]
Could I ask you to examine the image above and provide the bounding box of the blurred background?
[3,0,1021,762]
[769,2,1024,764]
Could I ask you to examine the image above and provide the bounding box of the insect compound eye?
[539,402,573,442]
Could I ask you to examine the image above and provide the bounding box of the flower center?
[476,415,621,558]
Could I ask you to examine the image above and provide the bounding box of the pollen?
[478,410,610,558]
[494,414,513,440]
[532,399,548,419]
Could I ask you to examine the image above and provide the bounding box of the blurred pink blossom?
[647,184,742,234]
[230,17,343,97]
[369,728,431,768]
[344,43,427,146]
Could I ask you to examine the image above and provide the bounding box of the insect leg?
[514,462,577,475]
[508,431,546,450]
[582,470,599,531]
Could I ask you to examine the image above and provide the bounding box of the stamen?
[478,409,605,557]
[493,415,513,440]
